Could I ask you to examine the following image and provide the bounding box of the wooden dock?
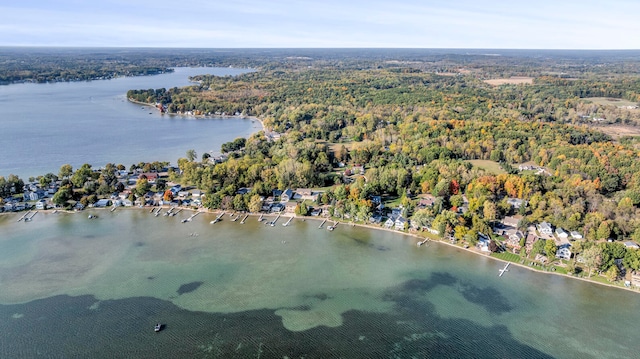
[318,219,327,229]
[24,211,38,222]
[498,262,510,277]
[182,211,200,223]
[269,214,281,227]
[210,211,225,224]
[258,214,264,222]
[417,238,429,247]
[240,214,249,224]
[282,216,293,226]
[17,211,30,222]
[327,221,338,231]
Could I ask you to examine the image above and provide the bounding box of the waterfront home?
[35,199,47,210]
[384,215,396,229]
[394,216,407,230]
[537,222,553,236]
[369,213,382,224]
[506,230,525,248]
[94,199,112,208]
[270,203,285,213]
[570,231,583,240]
[556,244,572,260]
[478,236,491,252]
[285,202,297,213]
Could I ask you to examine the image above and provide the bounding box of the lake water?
[0,67,261,178]
[1,209,638,358]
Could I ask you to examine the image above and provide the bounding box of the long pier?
[24,211,38,222]
[210,211,225,224]
[17,211,31,222]
[170,208,182,217]
[318,219,327,229]
[182,211,200,223]
[269,214,281,227]
[282,216,293,226]
[240,214,249,224]
[498,262,510,277]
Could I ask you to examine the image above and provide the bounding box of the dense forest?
[5,48,640,279]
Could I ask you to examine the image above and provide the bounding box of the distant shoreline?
[127,98,266,132]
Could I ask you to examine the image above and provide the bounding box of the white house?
[556,245,572,260]
[624,241,640,250]
[570,231,583,240]
[537,222,553,235]
[394,216,407,230]
[35,199,47,210]
[555,227,569,239]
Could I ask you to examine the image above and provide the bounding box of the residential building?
[537,222,553,235]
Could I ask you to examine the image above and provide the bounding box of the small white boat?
[154,323,162,332]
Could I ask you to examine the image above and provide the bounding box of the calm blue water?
[0,67,261,178]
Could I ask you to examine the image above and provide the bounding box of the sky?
[1,0,639,49]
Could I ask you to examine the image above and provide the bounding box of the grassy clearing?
[466,160,507,175]
[583,97,638,108]
[484,77,533,86]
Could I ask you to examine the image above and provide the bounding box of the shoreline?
[2,206,638,295]
[127,98,266,132]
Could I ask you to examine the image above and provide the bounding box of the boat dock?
[318,219,327,229]
[210,211,225,224]
[258,214,264,222]
[240,214,249,224]
[417,239,429,247]
[282,216,293,226]
[24,211,38,222]
[327,221,338,231]
[232,213,239,222]
[498,262,510,277]
[170,208,182,217]
[164,207,174,216]
[155,208,162,216]
[17,211,31,222]
[269,214,281,227]
[110,206,116,212]
[182,211,200,223]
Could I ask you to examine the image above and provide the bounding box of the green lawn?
[491,252,521,262]
[465,160,507,175]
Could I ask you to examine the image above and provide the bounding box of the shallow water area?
[1,209,639,358]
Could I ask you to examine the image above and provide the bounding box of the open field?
[466,159,507,175]
[484,77,534,86]
[583,97,639,108]
[589,124,640,139]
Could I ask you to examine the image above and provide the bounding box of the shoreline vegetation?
[4,206,638,296]
[4,48,640,301]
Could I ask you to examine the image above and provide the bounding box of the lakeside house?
[556,244,572,260]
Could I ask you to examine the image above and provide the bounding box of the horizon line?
[2,45,640,51]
